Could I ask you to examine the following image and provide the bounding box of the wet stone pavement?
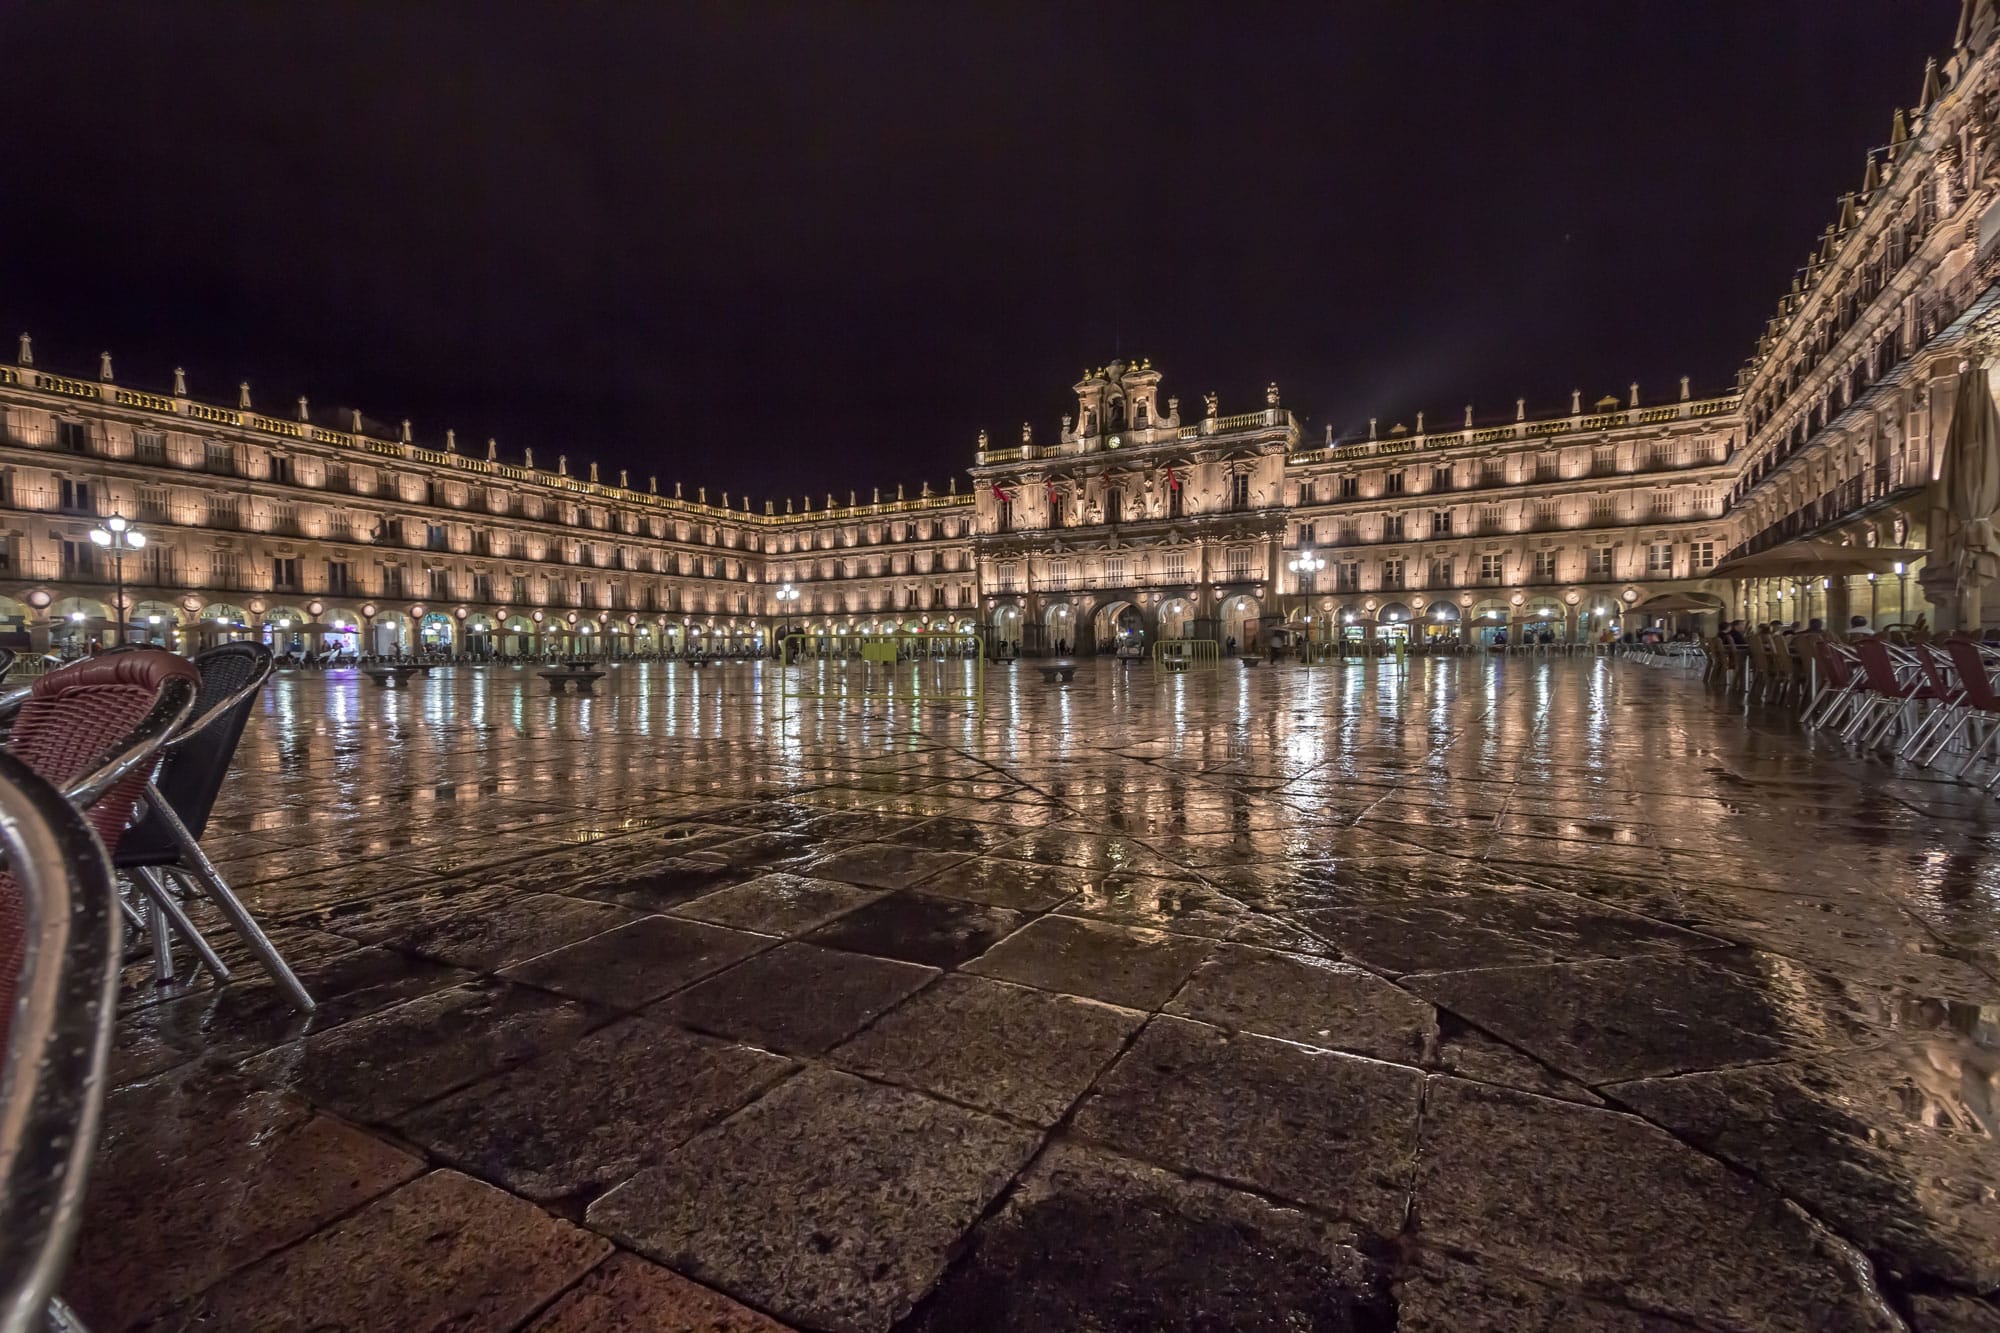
[72,655,2000,1331]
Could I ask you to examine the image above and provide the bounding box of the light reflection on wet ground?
[76,656,2000,1330]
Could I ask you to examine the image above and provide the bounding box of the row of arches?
[0,595,777,658]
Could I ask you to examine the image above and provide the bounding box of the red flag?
[992,483,1015,503]
[1045,480,1059,506]
[1165,465,1182,492]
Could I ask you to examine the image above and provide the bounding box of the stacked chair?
[0,645,307,1327]
[1797,632,2000,786]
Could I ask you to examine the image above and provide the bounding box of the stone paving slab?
[590,1068,1039,1333]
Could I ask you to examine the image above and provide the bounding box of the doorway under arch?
[1094,600,1143,653]
[1218,594,1261,651]
[1157,597,1194,640]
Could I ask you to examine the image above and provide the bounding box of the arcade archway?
[1094,600,1143,653]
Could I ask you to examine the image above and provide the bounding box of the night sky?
[0,3,1952,502]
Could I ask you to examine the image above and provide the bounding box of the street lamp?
[1287,549,1326,641]
[88,514,146,644]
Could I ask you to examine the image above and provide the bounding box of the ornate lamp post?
[1287,548,1325,641]
[774,582,800,651]
[88,514,146,645]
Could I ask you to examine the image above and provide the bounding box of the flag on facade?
[1165,465,1182,492]
[993,483,1015,503]
[1045,480,1059,505]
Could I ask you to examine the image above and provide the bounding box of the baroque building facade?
[2,3,1996,658]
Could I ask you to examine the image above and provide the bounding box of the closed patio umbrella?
[1636,592,1725,612]
[1937,362,2000,628]
[1709,540,1928,581]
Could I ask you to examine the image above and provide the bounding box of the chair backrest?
[4,650,199,858]
[1852,638,1909,694]
[1945,638,2000,712]
[117,644,271,861]
[0,751,120,1333]
[1813,640,1856,689]
[1910,644,1956,701]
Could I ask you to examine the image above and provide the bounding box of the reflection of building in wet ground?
[76,655,2000,1329]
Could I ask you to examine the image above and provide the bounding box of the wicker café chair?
[114,644,313,1012]
[0,751,121,1333]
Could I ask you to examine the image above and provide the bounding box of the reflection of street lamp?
[88,515,146,644]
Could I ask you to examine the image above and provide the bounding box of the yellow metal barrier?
[780,632,984,719]
[1152,638,1220,673]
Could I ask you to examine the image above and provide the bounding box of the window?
[273,557,299,591]
[1048,558,1069,589]
[1105,489,1123,524]
[997,499,1013,532]
[1226,548,1252,579]
[1692,541,1716,570]
[1431,510,1452,537]
[1383,513,1404,541]
[213,552,240,587]
[1479,554,1504,583]
[1048,490,1063,528]
[1432,466,1452,491]
[1298,480,1316,505]
[430,569,451,599]
[995,562,1017,592]
[427,524,448,552]
[56,420,88,453]
[271,454,295,486]
[1336,561,1360,592]
[1531,550,1557,581]
[58,538,94,578]
[1167,485,1182,518]
[327,561,353,595]
[382,565,405,598]
[1162,551,1188,581]
[1298,522,1316,547]
[204,442,233,474]
[137,486,169,521]
[1339,475,1359,499]
[1104,556,1125,584]
[134,431,166,464]
[511,576,528,603]
[473,574,493,602]
[1385,470,1405,495]
[58,479,92,514]
[1381,557,1405,589]
[1647,542,1674,574]
[1427,557,1454,586]
[1588,546,1614,577]
[1534,499,1558,530]
[1230,473,1251,510]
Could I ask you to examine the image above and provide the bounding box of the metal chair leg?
[148,891,175,984]
[145,784,314,1012]
[134,866,232,983]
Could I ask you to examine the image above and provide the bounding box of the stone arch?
[1093,599,1143,652]
[1218,593,1260,650]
